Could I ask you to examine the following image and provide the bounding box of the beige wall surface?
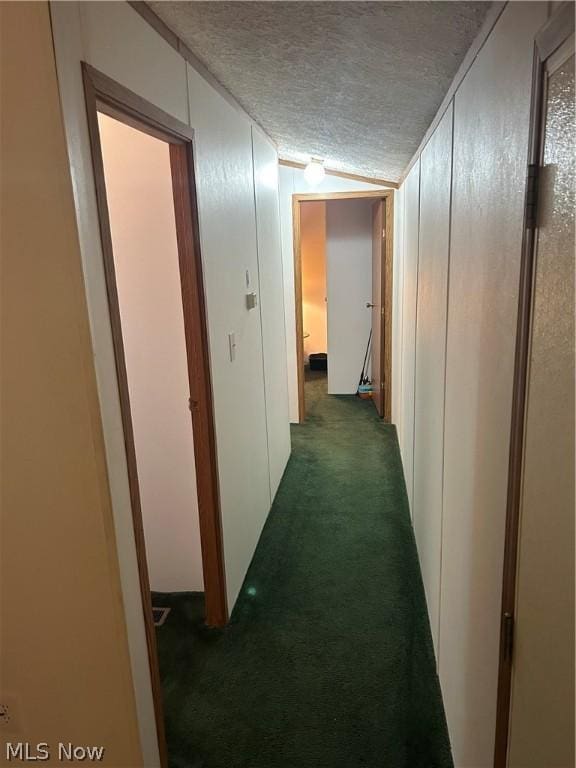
[98,114,204,594]
[300,202,327,361]
[0,3,142,764]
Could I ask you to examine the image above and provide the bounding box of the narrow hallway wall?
[393,2,549,765]
[185,61,271,607]
[50,1,291,758]
[398,161,420,512]
[52,0,290,610]
[252,129,292,499]
[412,103,453,655]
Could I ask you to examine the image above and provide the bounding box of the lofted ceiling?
[148,1,491,182]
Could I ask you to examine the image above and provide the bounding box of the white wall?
[412,103,453,654]
[398,160,420,512]
[325,198,373,394]
[441,7,546,764]
[279,165,388,421]
[185,64,272,609]
[252,129,292,498]
[51,2,291,762]
[393,3,549,765]
[98,113,203,594]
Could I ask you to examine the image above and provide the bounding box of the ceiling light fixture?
[304,158,325,186]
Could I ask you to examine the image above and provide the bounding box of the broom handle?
[359,328,372,386]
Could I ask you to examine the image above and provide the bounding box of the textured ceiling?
[149,1,491,181]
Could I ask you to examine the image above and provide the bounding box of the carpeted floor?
[153,370,453,768]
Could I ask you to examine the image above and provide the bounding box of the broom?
[357,329,372,396]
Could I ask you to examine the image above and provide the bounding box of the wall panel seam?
[411,161,422,511]
[250,129,273,506]
[436,98,455,673]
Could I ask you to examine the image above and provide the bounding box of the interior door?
[371,200,385,416]
[325,199,373,394]
[506,33,575,768]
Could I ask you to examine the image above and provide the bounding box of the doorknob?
[366,302,375,308]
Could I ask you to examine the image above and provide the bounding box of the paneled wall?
[185,62,272,606]
[252,130,292,498]
[393,2,549,765]
[398,160,420,511]
[412,103,453,654]
[50,2,290,762]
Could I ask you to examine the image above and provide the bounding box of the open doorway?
[293,191,394,422]
[82,64,227,768]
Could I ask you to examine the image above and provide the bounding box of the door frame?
[292,189,394,422]
[82,63,228,767]
[494,5,574,766]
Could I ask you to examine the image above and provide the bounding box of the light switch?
[245,269,251,288]
[228,332,236,362]
[246,292,258,310]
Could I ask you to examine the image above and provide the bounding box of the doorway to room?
[82,64,227,768]
[293,191,394,422]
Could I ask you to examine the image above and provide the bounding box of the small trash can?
[308,353,328,371]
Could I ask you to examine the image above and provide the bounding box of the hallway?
[155,375,452,768]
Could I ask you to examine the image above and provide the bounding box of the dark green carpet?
[154,371,453,768]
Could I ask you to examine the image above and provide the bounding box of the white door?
[326,198,373,394]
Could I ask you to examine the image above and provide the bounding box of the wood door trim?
[169,142,228,626]
[292,196,306,423]
[82,63,227,768]
[493,7,574,766]
[84,63,195,144]
[383,192,394,422]
[371,200,385,417]
[293,190,394,423]
[294,190,395,203]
